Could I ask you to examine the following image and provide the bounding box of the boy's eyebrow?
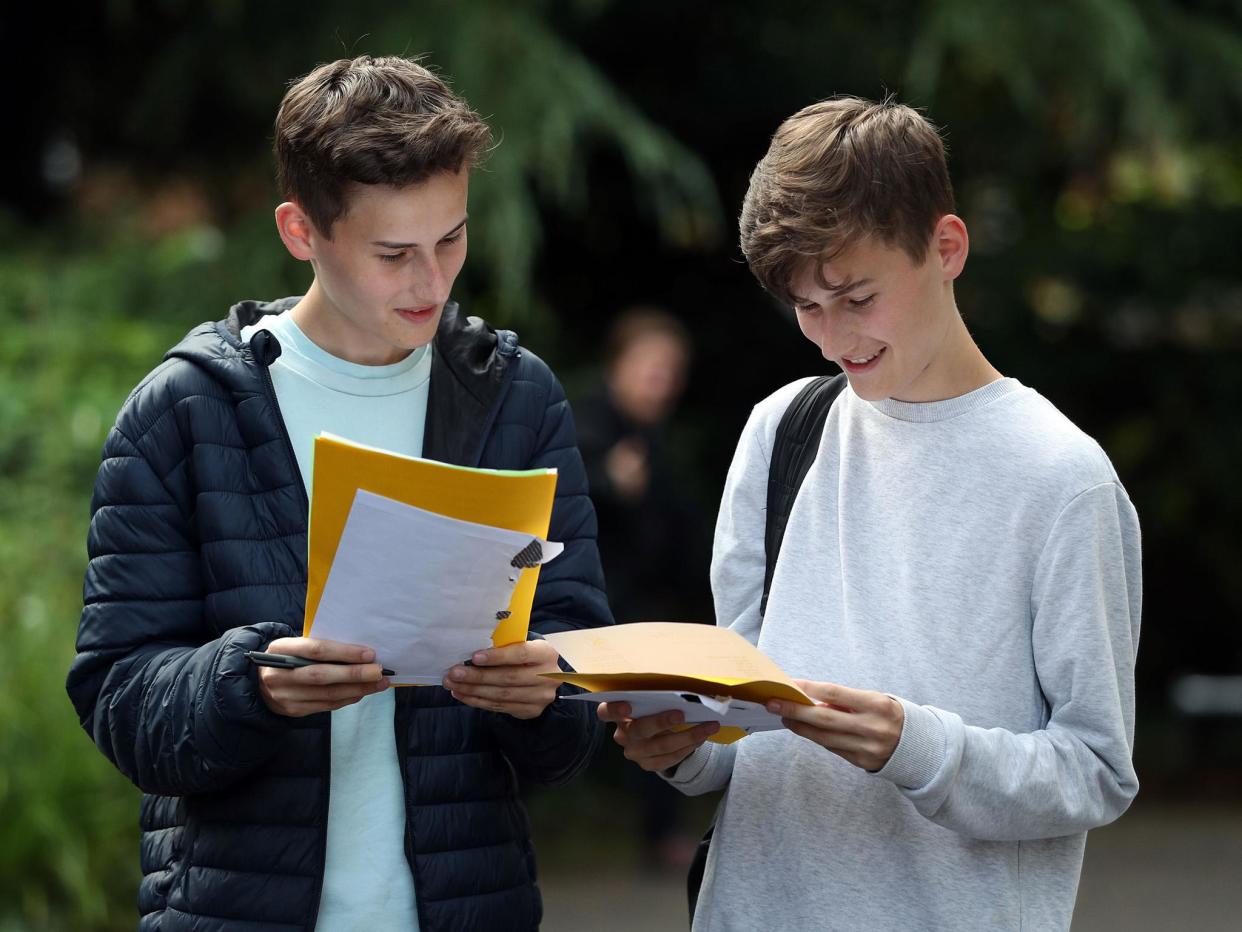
[822,276,872,296]
[790,277,873,304]
[371,216,468,248]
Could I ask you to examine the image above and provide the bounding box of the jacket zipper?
[470,348,520,466]
[257,341,328,932]
[399,704,426,929]
[258,346,310,513]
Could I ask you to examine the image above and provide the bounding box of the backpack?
[686,372,847,921]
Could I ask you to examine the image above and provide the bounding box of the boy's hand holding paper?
[255,636,391,718]
[443,639,563,720]
[600,703,722,774]
[768,679,905,772]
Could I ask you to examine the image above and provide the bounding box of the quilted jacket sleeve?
[486,360,613,785]
[66,383,295,797]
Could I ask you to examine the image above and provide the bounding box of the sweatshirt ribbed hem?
[665,743,713,785]
[875,699,948,789]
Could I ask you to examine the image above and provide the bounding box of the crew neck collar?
[866,377,1022,422]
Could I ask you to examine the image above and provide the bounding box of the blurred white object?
[1170,674,1242,716]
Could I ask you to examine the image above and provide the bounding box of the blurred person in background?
[577,307,711,871]
[65,54,611,932]
[579,308,708,625]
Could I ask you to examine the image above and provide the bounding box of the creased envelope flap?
[542,623,812,705]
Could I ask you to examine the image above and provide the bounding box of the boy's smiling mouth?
[396,305,437,323]
[842,347,884,372]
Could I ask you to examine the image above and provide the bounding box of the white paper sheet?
[561,690,786,734]
[310,489,563,685]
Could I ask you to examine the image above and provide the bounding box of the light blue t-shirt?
[242,310,429,930]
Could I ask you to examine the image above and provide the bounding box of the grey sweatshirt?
[669,377,1141,932]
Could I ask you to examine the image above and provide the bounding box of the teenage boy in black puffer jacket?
[67,55,612,932]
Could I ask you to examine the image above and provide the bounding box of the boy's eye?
[794,303,820,316]
[379,252,404,263]
[439,231,464,246]
[848,295,876,309]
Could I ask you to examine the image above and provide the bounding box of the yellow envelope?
[542,622,812,744]
[304,433,558,647]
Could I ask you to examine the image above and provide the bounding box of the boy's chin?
[841,376,885,402]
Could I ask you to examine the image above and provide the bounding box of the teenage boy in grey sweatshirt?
[599,97,1141,931]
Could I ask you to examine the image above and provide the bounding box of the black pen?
[244,650,395,677]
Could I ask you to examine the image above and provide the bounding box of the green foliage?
[905,0,1242,209]
[70,0,723,324]
[0,215,307,931]
[437,2,722,305]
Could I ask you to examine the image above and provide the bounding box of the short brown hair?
[739,96,955,305]
[274,55,492,236]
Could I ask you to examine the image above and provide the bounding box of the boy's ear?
[933,214,969,282]
[275,202,317,261]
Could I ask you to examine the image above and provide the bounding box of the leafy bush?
[0,213,306,930]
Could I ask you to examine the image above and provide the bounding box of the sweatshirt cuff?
[662,743,713,786]
[873,698,947,790]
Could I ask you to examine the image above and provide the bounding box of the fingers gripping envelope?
[540,623,813,744]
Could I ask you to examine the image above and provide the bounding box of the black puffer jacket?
[67,299,613,931]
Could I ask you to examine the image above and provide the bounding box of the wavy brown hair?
[274,55,492,237]
[739,96,955,305]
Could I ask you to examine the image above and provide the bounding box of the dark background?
[2,1,1239,927]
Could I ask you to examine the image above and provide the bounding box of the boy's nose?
[816,313,851,362]
[413,254,449,304]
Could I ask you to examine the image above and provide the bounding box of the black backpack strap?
[761,373,847,617]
